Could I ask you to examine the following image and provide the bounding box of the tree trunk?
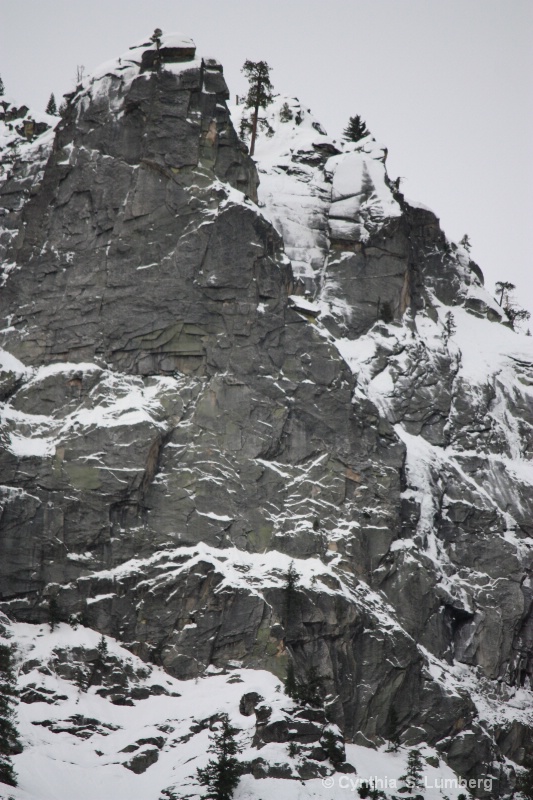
[249,79,262,157]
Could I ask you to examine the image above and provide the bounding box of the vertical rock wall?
[0,37,532,796]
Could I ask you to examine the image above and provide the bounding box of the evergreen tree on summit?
[343,114,370,142]
[0,643,21,787]
[459,233,471,252]
[495,280,516,308]
[45,93,57,115]
[241,60,274,156]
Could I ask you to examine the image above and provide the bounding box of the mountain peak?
[0,35,532,800]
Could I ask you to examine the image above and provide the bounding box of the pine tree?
[241,60,274,156]
[196,714,242,800]
[284,663,326,707]
[506,305,531,330]
[284,561,300,629]
[284,661,298,699]
[343,115,370,142]
[444,311,456,339]
[48,596,60,631]
[96,635,108,660]
[399,748,424,795]
[0,643,21,787]
[45,93,57,115]
[495,281,516,307]
[285,561,299,596]
[297,665,326,707]
[280,102,293,122]
[0,75,5,96]
[238,116,249,142]
[320,727,345,765]
[150,29,163,69]
[150,28,163,48]
[459,234,471,252]
[379,300,394,324]
[386,707,401,752]
[494,281,531,331]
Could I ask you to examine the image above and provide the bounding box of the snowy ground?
[2,621,477,800]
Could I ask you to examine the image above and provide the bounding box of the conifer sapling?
[196,714,242,800]
[399,748,424,795]
[45,93,57,115]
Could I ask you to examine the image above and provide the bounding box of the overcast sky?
[2,0,532,318]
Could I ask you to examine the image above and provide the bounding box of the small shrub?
[321,728,344,764]
[287,741,300,758]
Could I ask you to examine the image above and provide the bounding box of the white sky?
[1,0,532,316]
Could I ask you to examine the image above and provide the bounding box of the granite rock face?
[1,36,532,797]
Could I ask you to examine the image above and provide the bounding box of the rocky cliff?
[0,33,532,800]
